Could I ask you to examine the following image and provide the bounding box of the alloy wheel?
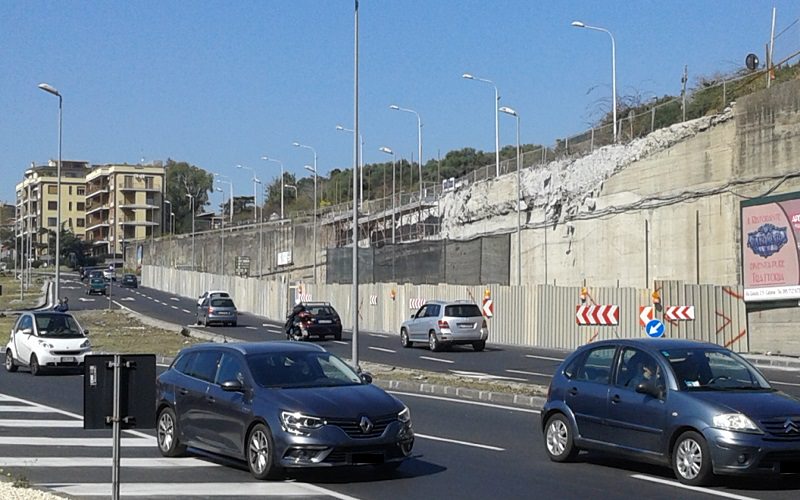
[676,438,702,480]
[546,419,568,456]
[249,429,270,475]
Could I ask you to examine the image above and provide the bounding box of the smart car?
[156,342,414,479]
[5,311,92,375]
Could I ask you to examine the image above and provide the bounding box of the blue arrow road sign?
[645,319,665,338]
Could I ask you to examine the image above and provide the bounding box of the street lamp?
[499,106,522,285]
[335,125,364,208]
[378,146,396,244]
[38,82,62,302]
[214,174,234,224]
[389,104,423,201]
[214,189,226,274]
[304,164,318,283]
[186,193,195,269]
[572,20,617,143]
[261,156,284,220]
[462,73,500,177]
[236,164,259,224]
[284,184,298,197]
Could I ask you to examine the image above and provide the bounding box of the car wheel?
[334,332,342,341]
[672,431,713,486]
[30,355,42,376]
[544,413,579,462]
[247,423,281,480]
[5,350,18,373]
[157,407,187,457]
[472,340,486,352]
[400,328,413,348]
[428,331,441,352]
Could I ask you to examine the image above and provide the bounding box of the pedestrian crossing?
[0,393,359,499]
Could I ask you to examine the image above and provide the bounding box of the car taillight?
[208,307,214,314]
[482,319,487,329]
[438,320,450,329]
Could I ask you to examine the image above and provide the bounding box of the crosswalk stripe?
[0,405,56,413]
[0,437,154,447]
[0,419,82,427]
[0,457,218,467]
[42,482,363,498]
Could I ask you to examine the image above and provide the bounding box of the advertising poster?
[741,192,800,301]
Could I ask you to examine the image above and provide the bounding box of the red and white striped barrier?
[666,306,695,321]
[409,298,425,310]
[295,293,312,304]
[369,295,378,306]
[576,305,619,326]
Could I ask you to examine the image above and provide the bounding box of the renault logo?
[784,418,799,434]
[359,416,374,434]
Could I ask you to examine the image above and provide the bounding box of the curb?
[743,354,800,371]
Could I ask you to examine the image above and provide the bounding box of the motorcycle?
[285,310,312,341]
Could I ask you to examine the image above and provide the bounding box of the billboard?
[741,192,800,301]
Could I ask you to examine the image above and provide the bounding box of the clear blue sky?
[1,1,797,206]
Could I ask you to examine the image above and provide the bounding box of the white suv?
[400,300,488,352]
[5,312,92,375]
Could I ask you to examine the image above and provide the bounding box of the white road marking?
[0,420,82,428]
[0,457,217,468]
[414,433,504,451]
[506,369,553,378]
[449,370,527,382]
[182,309,192,314]
[631,474,759,500]
[420,356,454,364]
[333,341,348,345]
[524,354,564,362]
[369,333,388,338]
[121,297,135,302]
[368,346,396,353]
[389,391,540,414]
[78,298,96,302]
[771,380,800,387]
[0,406,55,413]
[170,297,180,301]
[0,437,154,447]
[171,305,179,310]
[43,482,362,498]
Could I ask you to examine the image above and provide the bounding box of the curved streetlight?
[293,142,318,282]
[236,164,259,224]
[284,184,298,198]
[335,125,364,208]
[378,146,397,244]
[572,20,617,143]
[389,104,423,201]
[261,156,284,220]
[499,106,522,285]
[463,73,500,177]
[186,193,195,269]
[38,82,62,302]
[214,173,234,224]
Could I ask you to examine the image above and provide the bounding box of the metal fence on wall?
[143,266,747,353]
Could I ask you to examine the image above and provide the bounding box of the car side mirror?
[220,380,244,392]
[410,314,415,319]
[21,328,33,336]
[360,371,373,384]
[83,329,90,335]
[635,381,662,399]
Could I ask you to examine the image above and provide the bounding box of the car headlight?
[281,411,325,435]
[80,340,91,349]
[713,413,760,433]
[38,341,54,349]
[398,406,411,424]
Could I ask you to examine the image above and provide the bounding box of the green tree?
[164,160,214,234]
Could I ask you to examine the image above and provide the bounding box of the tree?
[164,160,214,234]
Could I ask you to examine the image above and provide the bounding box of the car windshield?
[91,278,105,285]
[659,348,772,391]
[246,351,363,389]
[307,305,335,316]
[210,298,235,308]
[445,304,482,317]
[124,275,135,280]
[34,314,84,338]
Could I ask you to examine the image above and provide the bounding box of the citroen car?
[156,342,414,479]
[5,311,92,375]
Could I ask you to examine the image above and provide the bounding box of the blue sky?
[1,1,797,206]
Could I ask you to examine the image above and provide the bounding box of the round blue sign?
[645,319,665,338]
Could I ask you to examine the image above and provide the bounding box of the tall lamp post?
[284,184,297,198]
[389,104,423,201]
[214,174,234,224]
[462,73,500,177]
[571,20,617,143]
[261,156,284,219]
[236,164,260,224]
[304,164,318,283]
[335,125,364,208]
[38,82,62,302]
[378,146,396,244]
[214,190,226,274]
[499,106,522,285]
[186,193,195,269]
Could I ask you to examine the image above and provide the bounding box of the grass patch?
[0,274,45,310]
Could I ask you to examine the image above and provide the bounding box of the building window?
[48,201,57,210]
[47,217,57,227]
[145,176,154,189]
[77,202,85,211]
[77,187,85,196]
[76,218,85,228]
[48,185,57,194]
[68,202,72,211]
[68,186,72,195]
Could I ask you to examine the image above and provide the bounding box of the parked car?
[400,300,488,352]
[196,290,231,307]
[103,268,116,281]
[156,342,414,479]
[196,296,238,327]
[296,302,342,341]
[87,277,108,295]
[120,274,138,288]
[541,338,800,486]
[5,311,92,375]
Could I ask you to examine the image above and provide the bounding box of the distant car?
[541,338,800,486]
[120,274,138,288]
[297,302,342,341]
[5,311,92,375]
[88,270,104,281]
[197,290,231,307]
[196,296,238,327]
[156,342,414,479]
[400,300,487,352]
[87,277,107,295]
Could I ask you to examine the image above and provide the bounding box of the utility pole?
[681,65,688,122]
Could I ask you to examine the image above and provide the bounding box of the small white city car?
[5,311,92,375]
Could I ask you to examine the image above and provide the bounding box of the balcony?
[120,181,159,192]
[85,185,110,200]
[85,221,110,233]
[119,219,159,227]
[118,202,159,210]
[86,203,110,216]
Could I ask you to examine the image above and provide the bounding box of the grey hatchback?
[196,296,238,327]
[400,300,488,352]
[156,342,414,479]
[542,338,800,486]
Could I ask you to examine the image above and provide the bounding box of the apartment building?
[85,164,164,256]
[15,160,91,263]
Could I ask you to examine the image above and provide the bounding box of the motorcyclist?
[53,297,69,312]
[285,303,311,340]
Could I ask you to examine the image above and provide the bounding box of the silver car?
[400,300,488,352]
[196,297,238,327]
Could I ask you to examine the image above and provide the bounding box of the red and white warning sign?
[666,306,695,321]
[482,298,494,318]
[576,305,619,326]
[639,306,654,327]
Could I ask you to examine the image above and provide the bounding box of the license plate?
[457,323,475,328]
[61,357,75,363]
[218,312,230,315]
[318,320,332,324]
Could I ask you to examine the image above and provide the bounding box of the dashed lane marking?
[631,474,759,500]
[171,306,179,310]
[506,369,553,378]
[182,309,192,314]
[414,433,504,452]
[368,347,396,353]
[419,356,454,364]
[246,326,257,330]
[524,355,564,362]
[388,391,540,414]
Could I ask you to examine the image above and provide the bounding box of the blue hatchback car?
[541,339,800,485]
